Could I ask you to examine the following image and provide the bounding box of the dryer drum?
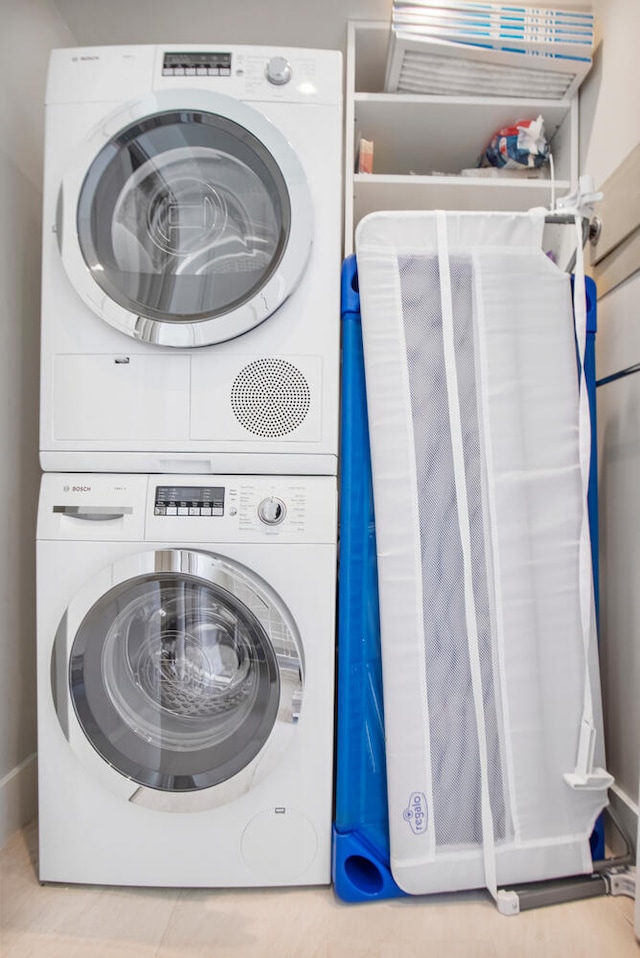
[76,111,291,325]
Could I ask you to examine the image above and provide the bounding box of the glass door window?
[67,570,286,791]
[77,111,291,325]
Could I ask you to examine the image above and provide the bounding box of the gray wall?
[50,0,591,51]
[52,0,391,50]
[0,0,75,846]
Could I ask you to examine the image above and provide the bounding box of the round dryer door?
[57,90,313,346]
[51,550,303,804]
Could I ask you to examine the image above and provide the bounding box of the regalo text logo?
[403,792,428,834]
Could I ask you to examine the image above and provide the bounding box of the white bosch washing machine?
[40,45,342,475]
[36,472,337,887]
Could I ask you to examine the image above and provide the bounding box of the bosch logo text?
[72,485,91,492]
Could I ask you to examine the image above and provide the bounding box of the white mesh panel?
[398,254,509,850]
[355,210,611,898]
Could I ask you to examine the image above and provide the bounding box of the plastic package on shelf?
[482,115,550,170]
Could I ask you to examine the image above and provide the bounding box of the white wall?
[580,0,640,186]
[0,0,74,848]
[580,0,640,844]
[580,0,640,188]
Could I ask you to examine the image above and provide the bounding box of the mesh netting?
[399,254,508,849]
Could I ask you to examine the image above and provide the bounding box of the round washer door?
[58,90,313,347]
[52,549,303,801]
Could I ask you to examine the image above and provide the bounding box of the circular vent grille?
[231,359,311,438]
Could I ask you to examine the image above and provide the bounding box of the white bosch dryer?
[36,472,337,887]
[40,45,342,475]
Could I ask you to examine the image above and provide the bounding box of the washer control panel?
[152,483,297,527]
[39,474,336,544]
[145,476,336,544]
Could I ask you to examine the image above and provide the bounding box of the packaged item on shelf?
[356,137,374,174]
[481,115,550,169]
[385,2,594,98]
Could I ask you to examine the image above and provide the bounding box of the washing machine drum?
[52,550,303,796]
[57,90,313,346]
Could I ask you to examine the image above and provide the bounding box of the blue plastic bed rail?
[580,273,606,864]
[332,255,405,903]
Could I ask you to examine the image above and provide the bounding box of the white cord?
[548,152,556,210]
[436,211,499,906]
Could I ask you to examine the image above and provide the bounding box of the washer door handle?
[53,505,133,521]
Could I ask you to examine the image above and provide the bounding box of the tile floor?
[0,821,637,958]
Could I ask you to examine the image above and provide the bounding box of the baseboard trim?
[0,752,37,850]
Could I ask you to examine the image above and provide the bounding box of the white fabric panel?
[353,244,436,865]
[355,210,610,898]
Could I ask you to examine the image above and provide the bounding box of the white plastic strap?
[564,215,613,793]
[435,211,500,903]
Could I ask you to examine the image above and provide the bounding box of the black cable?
[596,362,640,388]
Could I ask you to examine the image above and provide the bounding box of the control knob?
[257,496,287,525]
[265,56,292,85]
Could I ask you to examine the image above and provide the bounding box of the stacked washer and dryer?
[36,44,342,887]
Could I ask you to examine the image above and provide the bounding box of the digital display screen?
[154,486,225,516]
[162,52,232,74]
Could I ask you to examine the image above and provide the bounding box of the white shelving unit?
[344,20,579,254]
